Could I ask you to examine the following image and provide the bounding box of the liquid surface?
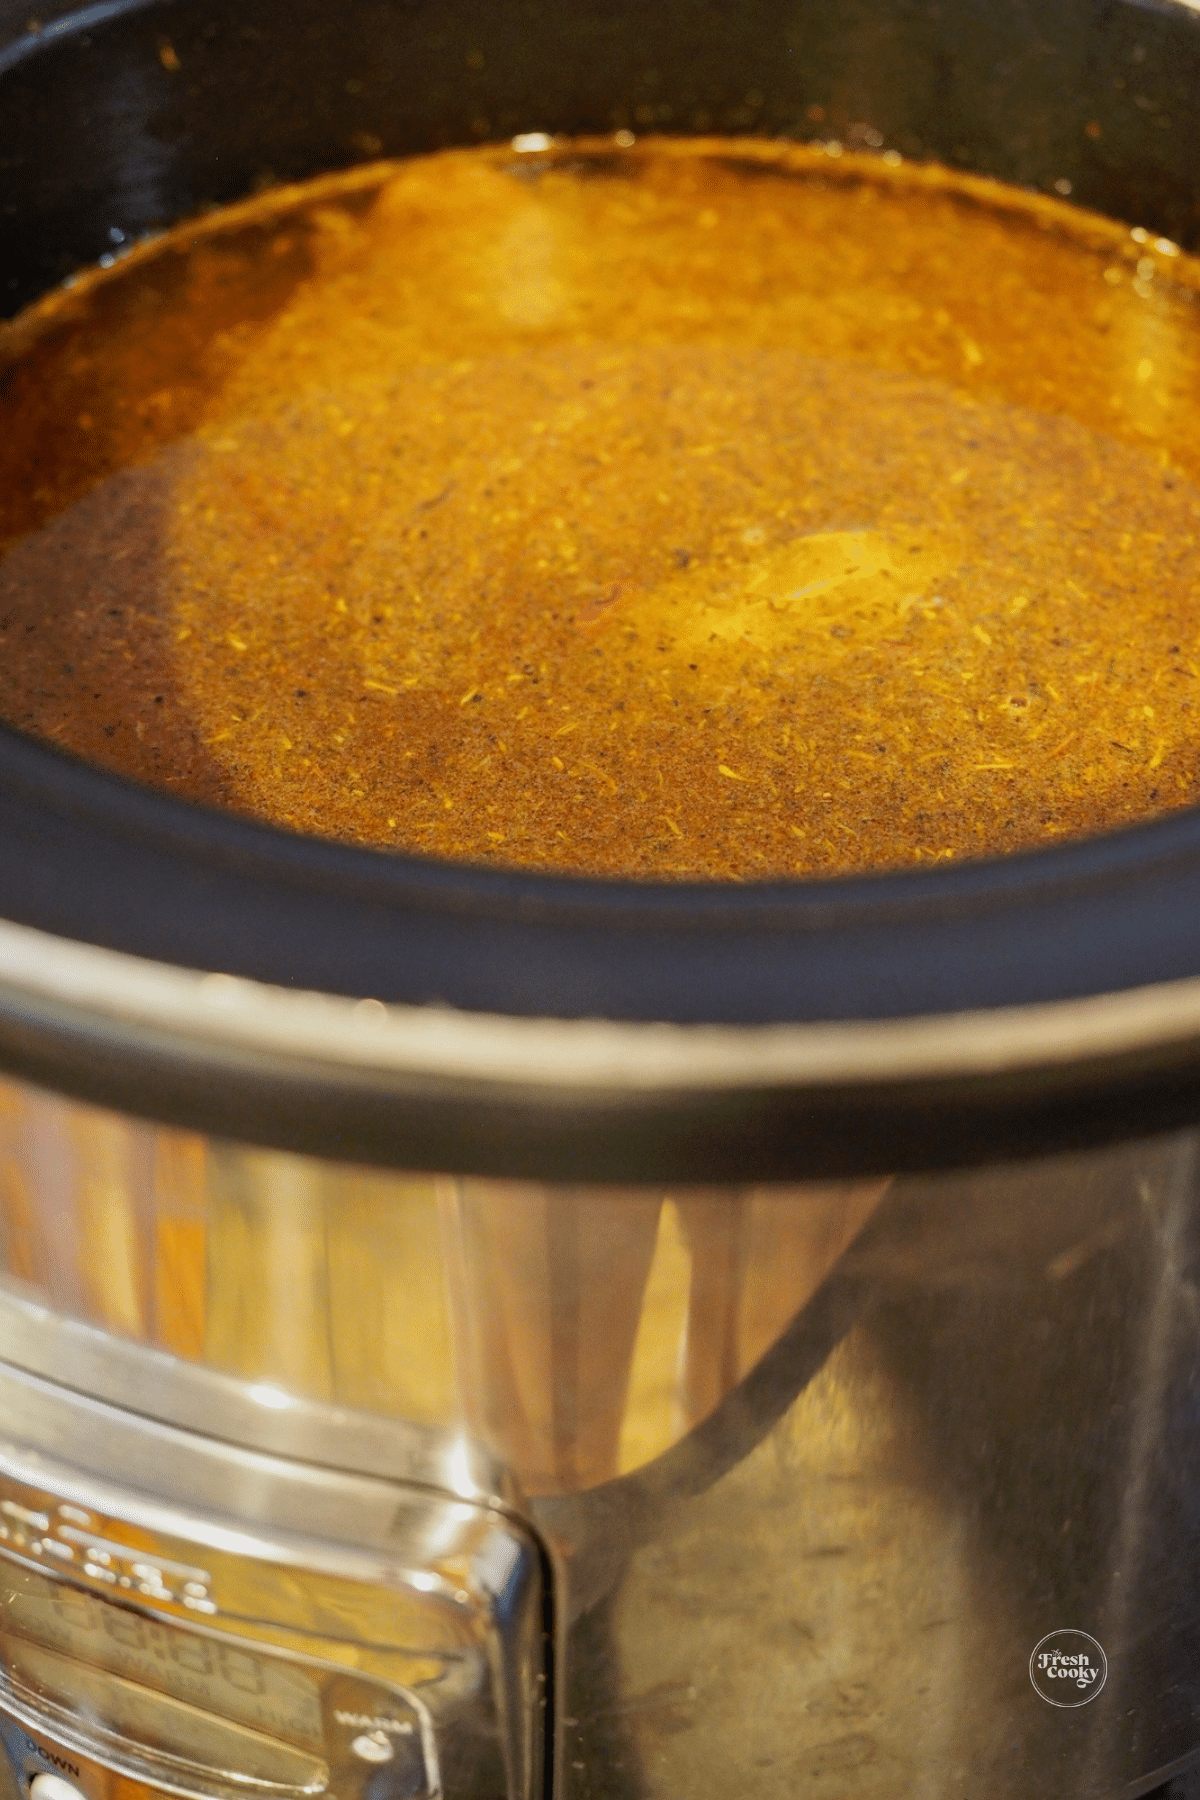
[4,139,1200,879]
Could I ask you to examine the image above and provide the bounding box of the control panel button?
[29,1774,87,1800]
[350,1734,394,1764]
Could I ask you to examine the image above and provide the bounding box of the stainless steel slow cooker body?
[6,1,1200,1797]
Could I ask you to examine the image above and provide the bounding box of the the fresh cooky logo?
[1029,1630,1108,1707]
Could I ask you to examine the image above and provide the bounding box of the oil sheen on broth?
[2,138,1199,880]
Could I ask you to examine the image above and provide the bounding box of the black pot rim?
[4,721,1200,1177]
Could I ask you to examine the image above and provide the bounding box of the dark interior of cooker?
[6,0,1200,1178]
[6,0,1200,315]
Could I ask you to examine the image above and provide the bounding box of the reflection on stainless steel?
[3,1066,1200,1794]
[0,1079,206,1356]
[0,1072,889,1492]
[556,1134,1200,1800]
[440,1178,887,1495]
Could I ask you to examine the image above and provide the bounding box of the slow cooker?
[5,0,1200,1795]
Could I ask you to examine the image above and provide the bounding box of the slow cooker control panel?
[0,1355,547,1800]
[0,1550,439,1800]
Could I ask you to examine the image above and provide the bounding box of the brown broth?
[3,138,1200,879]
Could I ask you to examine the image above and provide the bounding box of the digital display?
[2,1639,326,1794]
[0,1564,324,1756]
